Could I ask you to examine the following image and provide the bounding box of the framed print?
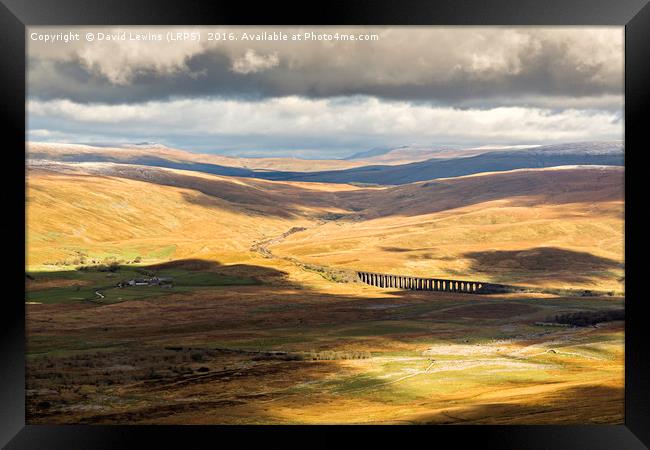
[1,0,649,448]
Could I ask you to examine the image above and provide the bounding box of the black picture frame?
[1,0,648,448]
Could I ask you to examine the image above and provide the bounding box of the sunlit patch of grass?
[146,245,177,259]
[26,265,259,304]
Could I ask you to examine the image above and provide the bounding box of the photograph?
[23,25,628,425]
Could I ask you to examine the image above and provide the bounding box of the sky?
[27,26,624,159]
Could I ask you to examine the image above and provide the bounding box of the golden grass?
[27,142,367,172]
[272,167,624,292]
[26,170,309,268]
[25,284,624,424]
[25,163,624,424]
[27,164,624,294]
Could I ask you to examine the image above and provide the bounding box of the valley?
[25,149,625,425]
[23,25,627,428]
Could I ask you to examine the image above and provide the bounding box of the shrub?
[190,352,204,362]
[552,309,624,327]
[304,350,371,361]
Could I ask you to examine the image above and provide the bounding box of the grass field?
[25,162,624,424]
[25,281,624,424]
[26,264,258,305]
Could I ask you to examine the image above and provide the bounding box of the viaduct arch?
[356,271,513,295]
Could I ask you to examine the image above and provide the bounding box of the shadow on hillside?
[381,246,434,253]
[144,258,289,283]
[179,191,296,219]
[415,383,623,424]
[463,247,623,287]
[84,163,344,219]
[25,258,294,293]
[40,160,624,221]
[33,356,623,425]
[25,255,625,424]
[339,167,623,219]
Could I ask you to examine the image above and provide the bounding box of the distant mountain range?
[344,144,490,164]
[344,146,401,160]
[28,141,623,185]
[343,144,544,164]
[262,141,624,185]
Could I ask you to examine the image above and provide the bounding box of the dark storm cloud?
[26,27,624,153]
[29,52,261,104]
[27,27,623,108]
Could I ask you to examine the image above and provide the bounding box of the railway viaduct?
[356,271,514,295]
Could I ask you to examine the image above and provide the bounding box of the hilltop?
[27,161,624,291]
[264,142,624,185]
[27,142,366,173]
[26,160,625,426]
[28,141,623,186]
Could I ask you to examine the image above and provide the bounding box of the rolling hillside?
[28,141,623,186]
[264,142,624,185]
[27,142,366,173]
[27,161,624,291]
[26,167,312,268]
[270,165,624,291]
[343,144,523,164]
[25,160,625,425]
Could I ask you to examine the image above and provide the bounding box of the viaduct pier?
[356,271,516,295]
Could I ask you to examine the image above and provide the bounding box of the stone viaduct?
[356,271,514,295]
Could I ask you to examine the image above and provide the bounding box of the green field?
[26,264,259,305]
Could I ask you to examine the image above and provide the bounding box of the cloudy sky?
[27,26,624,158]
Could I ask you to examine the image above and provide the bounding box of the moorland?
[25,142,625,424]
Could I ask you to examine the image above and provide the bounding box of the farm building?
[117,276,173,288]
